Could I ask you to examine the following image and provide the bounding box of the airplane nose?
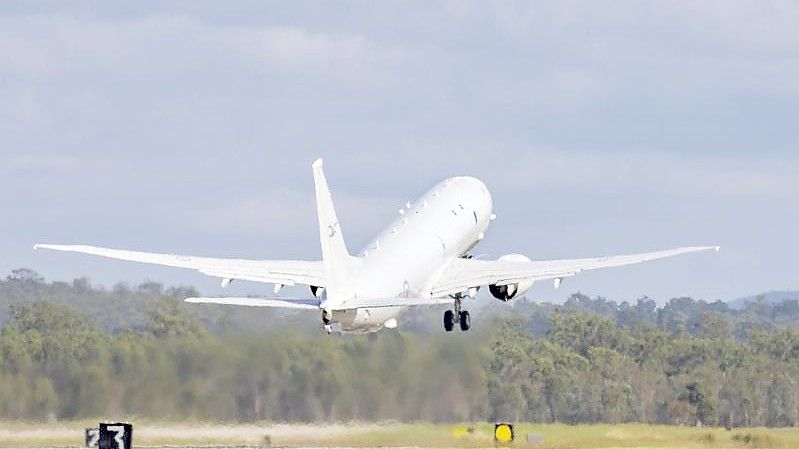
[445,176,492,212]
[460,177,493,215]
[466,177,491,207]
[455,176,487,192]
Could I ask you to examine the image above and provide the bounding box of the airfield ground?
[2,421,799,448]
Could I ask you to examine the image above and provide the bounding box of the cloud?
[0,153,87,175]
[0,14,401,85]
[189,187,397,250]
[500,150,799,200]
[344,143,799,202]
[438,1,799,103]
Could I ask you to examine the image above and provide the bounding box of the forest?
[1,268,799,427]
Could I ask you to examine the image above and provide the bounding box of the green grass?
[2,421,799,448]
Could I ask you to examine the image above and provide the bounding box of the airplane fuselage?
[331,176,493,332]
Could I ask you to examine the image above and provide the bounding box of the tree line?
[1,269,799,426]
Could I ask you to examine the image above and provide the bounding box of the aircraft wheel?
[459,310,471,331]
[443,310,455,332]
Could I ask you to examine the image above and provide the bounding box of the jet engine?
[488,253,533,301]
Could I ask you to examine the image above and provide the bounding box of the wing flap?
[198,269,297,286]
[340,296,454,309]
[185,297,320,309]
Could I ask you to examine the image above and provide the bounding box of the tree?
[145,298,206,339]
[7,268,43,284]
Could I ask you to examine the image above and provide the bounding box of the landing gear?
[443,310,455,332]
[321,309,333,334]
[443,298,471,332]
[459,310,471,331]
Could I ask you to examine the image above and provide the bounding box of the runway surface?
[4,422,799,449]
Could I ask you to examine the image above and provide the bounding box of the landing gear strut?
[443,298,471,332]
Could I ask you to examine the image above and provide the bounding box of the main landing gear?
[444,298,471,332]
[322,309,333,334]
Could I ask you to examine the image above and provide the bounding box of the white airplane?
[35,159,719,334]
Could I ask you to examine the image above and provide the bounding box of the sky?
[1,1,797,304]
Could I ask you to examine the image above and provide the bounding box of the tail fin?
[312,159,352,299]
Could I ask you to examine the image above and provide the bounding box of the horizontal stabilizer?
[185,297,320,310]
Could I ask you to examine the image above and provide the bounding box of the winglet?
[312,158,352,300]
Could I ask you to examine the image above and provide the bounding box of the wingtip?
[312,158,324,169]
[33,243,60,251]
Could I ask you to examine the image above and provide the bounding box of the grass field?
[1,421,799,448]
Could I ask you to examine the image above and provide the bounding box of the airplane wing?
[185,297,320,309]
[34,244,325,287]
[431,246,720,297]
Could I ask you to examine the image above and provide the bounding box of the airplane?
[35,159,719,334]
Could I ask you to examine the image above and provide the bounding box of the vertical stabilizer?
[312,159,352,299]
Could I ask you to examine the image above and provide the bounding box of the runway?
[4,422,799,448]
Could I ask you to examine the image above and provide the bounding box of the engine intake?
[489,253,533,301]
[489,283,519,301]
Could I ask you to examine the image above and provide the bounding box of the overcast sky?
[1,1,797,303]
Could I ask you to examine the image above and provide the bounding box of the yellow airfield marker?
[494,423,514,443]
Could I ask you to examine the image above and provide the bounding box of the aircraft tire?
[459,310,471,331]
[443,310,455,332]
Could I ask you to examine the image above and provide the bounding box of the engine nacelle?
[489,253,533,301]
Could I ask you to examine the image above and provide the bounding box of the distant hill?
[729,290,799,309]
